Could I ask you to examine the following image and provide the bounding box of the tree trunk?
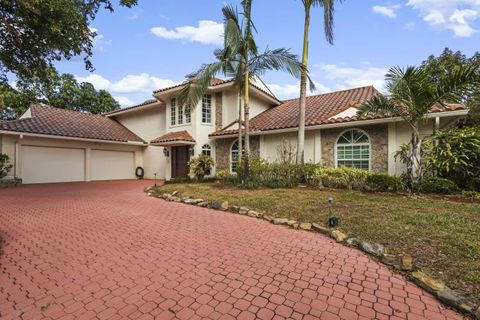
[296,6,310,165]
[237,90,243,163]
[409,125,423,183]
[243,65,250,178]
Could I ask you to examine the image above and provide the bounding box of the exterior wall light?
[163,147,169,157]
[188,146,195,156]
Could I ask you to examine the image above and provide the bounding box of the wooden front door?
[171,146,190,178]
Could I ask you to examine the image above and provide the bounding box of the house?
[0,78,468,184]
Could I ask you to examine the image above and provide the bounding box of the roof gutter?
[105,102,162,117]
[0,130,148,146]
[209,109,469,139]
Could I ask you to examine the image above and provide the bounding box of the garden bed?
[156,182,480,301]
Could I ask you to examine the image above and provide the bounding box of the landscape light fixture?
[327,196,339,227]
[163,147,169,157]
[154,173,157,187]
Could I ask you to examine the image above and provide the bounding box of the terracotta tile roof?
[150,130,195,144]
[209,87,468,137]
[105,99,159,116]
[0,105,145,143]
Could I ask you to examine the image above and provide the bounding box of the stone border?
[0,178,22,189]
[145,186,480,319]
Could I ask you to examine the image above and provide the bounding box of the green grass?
[156,183,480,298]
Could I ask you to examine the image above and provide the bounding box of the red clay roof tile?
[150,130,195,144]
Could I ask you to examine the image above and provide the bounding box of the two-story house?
[0,77,467,184]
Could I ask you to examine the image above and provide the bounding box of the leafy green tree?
[357,65,477,183]
[0,73,119,119]
[0,0,137,83]
[421,48,480,125]
[180,2,307,177]
[296,0,342,165]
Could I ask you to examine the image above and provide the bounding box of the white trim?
[230,139,240,174]
[334,129,371,171]
[150,141,195,147]
[209,110,469,139]
[105,101,161,117]
[0,130,147,146]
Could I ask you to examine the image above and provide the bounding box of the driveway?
[0,181,463,320]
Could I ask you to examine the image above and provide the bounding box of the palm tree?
[179,2,306,178]
[296,0,342,165]
[357,65,477,183]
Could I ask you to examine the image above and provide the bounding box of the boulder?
[197,201,211,208]
[239,207,249,215]
[299,223,312,231]
[286,220,297,227]
[436,289,478,314]
[311,223,330,235]
[220,201,229,211]
[169,196,182,202]
[162,193,171,199]
[401,254,414,271]
[346,238,360,247]
[211,201,222,210]
[381,254,400,268]
[331,230,348,242]
[247,210,262,218]
[184,198,203,205]
[263,215,273,222]
[229,206,240,213]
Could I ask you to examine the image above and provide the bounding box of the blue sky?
[57,0,480,107]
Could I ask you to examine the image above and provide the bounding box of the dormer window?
[202,95,212,124]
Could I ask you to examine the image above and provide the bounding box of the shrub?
[314,166,370,190]
[412,176,460,194]
[188,155,214,182]
[366,173,405,192]
[466,177,480,192]
[0,153,13,179]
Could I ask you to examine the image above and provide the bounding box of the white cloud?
[89,27,110,52]
[317,64,388,91]
[407,0,480,37]
[404,21,416,30]
[76,73,177,94]
[128,12,139,20]
[268,82,331,100]
[114,96,135,106]
[373,5,400,18]
[151,20,223,45]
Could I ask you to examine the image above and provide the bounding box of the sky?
[56,0,480,107]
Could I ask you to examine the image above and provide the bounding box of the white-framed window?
[185,105,191,124]
[178,104,184,125]
[202,144,212,157]
[202,95,212,124]
[230,140,245,174]
[170,98,176,126]
[336,129,370,170]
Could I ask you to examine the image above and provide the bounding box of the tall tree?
[421,48,480,125]
[357,65,477,183]
[180,3,307,177]
[0,0,137,83]
[0,73,119,119]
[296,0,342,165]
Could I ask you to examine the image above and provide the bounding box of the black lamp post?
[327,196,339,227]
[154,173,157,187]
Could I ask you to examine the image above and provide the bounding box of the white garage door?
[21,146,85,184]
[91,150,135,181]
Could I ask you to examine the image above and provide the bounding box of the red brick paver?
[0,181,465,319]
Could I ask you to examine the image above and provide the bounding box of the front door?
[171,146,190,178]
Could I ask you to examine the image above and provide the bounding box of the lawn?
[156,182,480,299]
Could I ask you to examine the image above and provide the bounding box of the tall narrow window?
[202,144,212,157]
[230,140,244,174]
[185,105,191,124]
[178,104,184,125]
[202,95,212,124]
[336,129,370,170]
[170,98,176,126]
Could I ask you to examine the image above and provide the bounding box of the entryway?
[171,146,190,178]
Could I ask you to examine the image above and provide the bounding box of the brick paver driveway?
[0,181,464,320]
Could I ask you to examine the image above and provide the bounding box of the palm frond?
[249,48,305,79]
[312,0,342,44]
[356,94,403,118]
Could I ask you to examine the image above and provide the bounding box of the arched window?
[336,129,370,170]
[202,144,212,157]
[230,140,244,174]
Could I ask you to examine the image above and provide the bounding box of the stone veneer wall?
[215,136,260,171]
[215,93,223,130]
[321,125,388,173]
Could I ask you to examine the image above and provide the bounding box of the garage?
[91,150,135,181]
[21,145,86,184]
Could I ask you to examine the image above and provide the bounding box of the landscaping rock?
[401,254,414,271]
[311,223,330,234]
[263,215,273,222]
[286,220,297,227]
[168,196,182,202]
[247,210,262,218]
[197,201,211,208]
[346,238,360,247]
[220,201,229,211]
[272,218,289,225]
[171,191,179,196]
[183,198,203,205]
[381,254,400,268]
[411,271,446,292]
[239,207,249,215]
[292,223,299,229]
[144,186,155,193]
[299,223,312,231]
[162,193,171,199]
[211,201,222,210]
[331,230,348,242]
[229,206,240,213]
[359,241,385,256]
[436,289,479,315]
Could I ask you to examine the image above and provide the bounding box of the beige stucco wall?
[0,133,144,182]
[261,131,321,164]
